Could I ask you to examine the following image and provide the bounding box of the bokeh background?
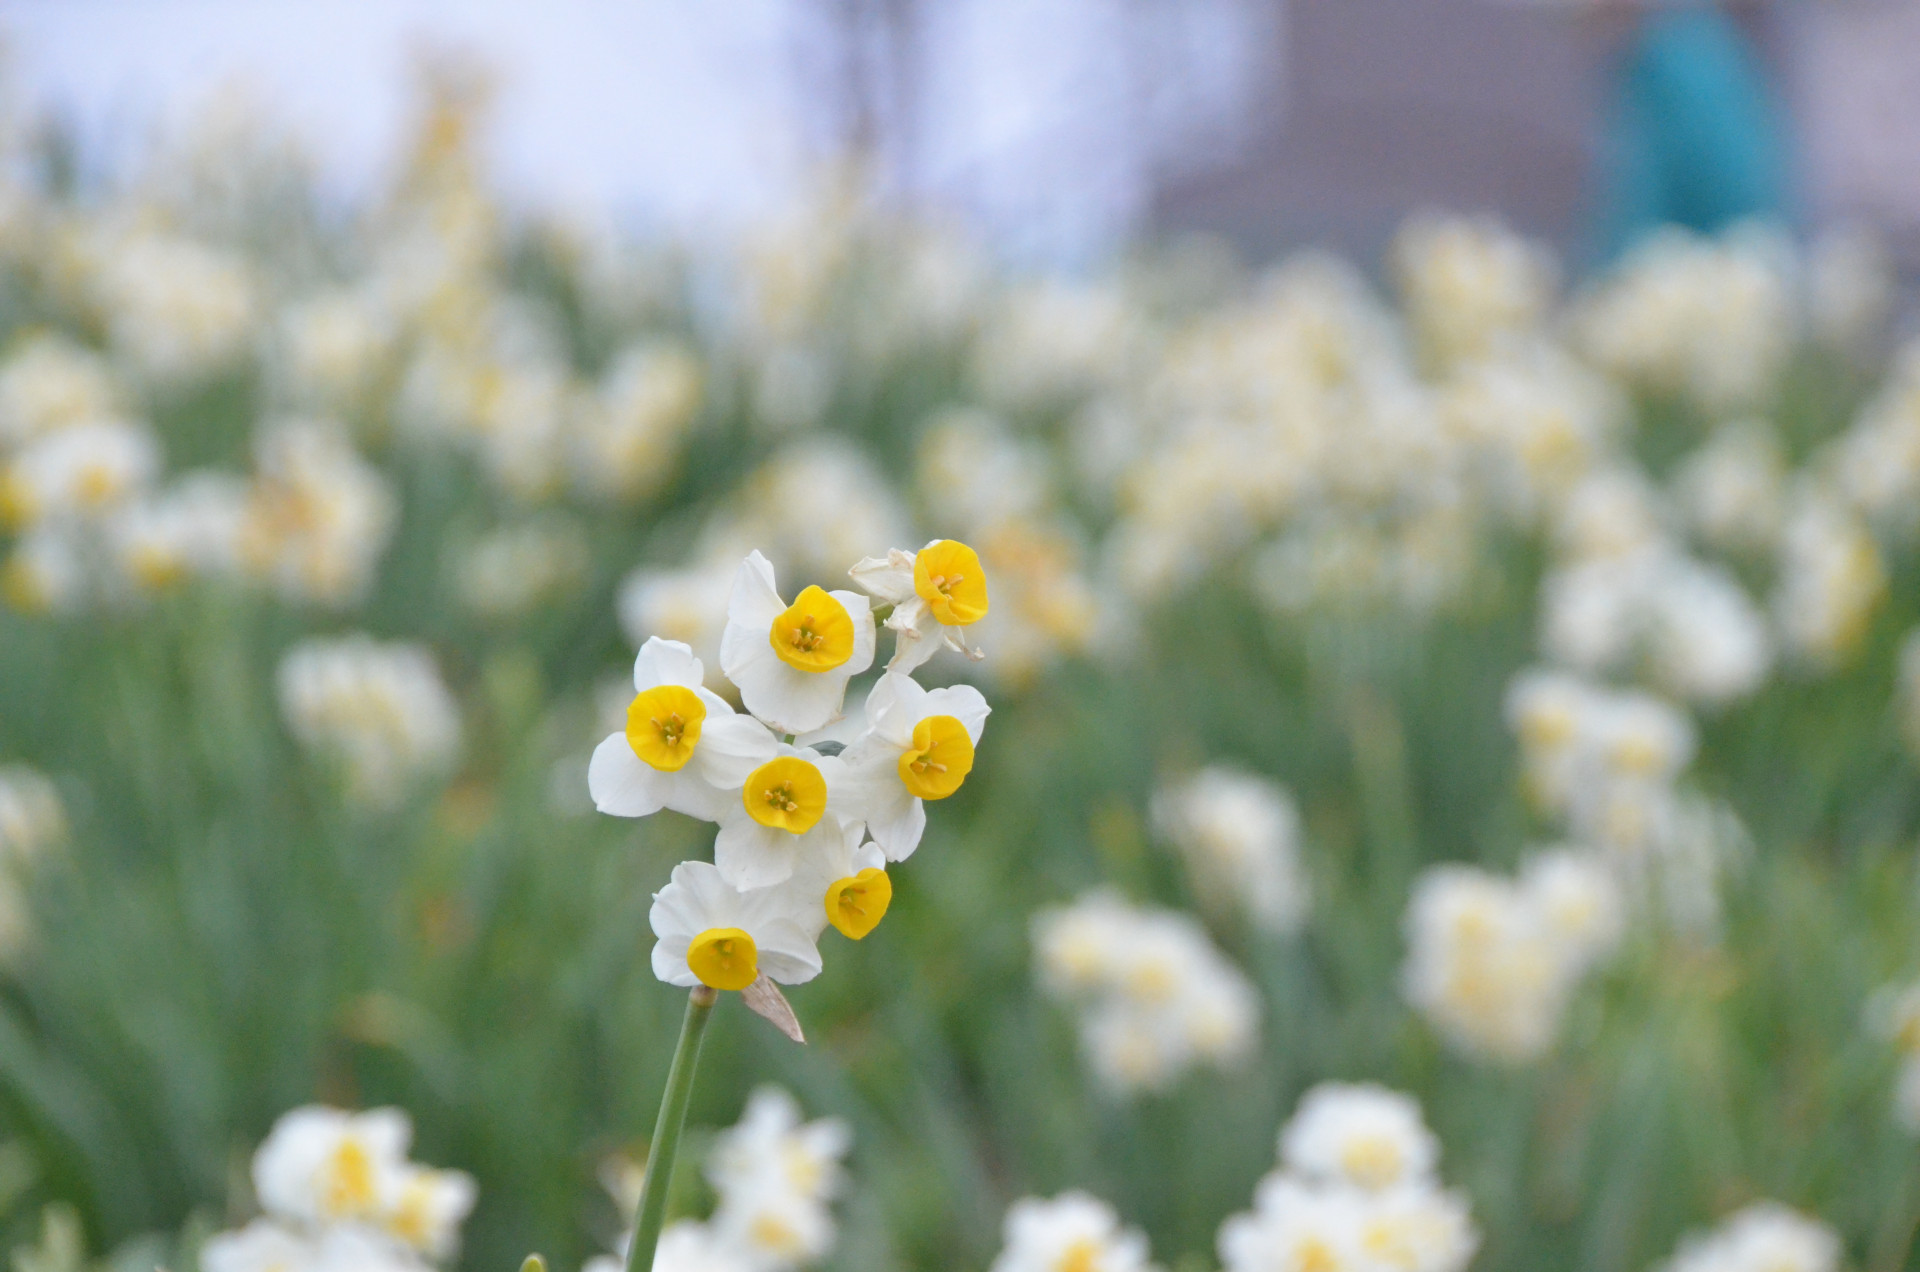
[0,1,1919,1270]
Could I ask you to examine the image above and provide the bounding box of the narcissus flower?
[775,813,891,940]
[1279,1083,1440,1192]
[589,637,777,822]
[714,746,858,888]
[252,1106,412,1227]
[650,860,822,991]
[989,1192,1155,1272]
[836,672,989,859]
[849,538,990,672]
[721,550,875,734]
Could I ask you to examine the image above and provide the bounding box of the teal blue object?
[1597,4,1791,260]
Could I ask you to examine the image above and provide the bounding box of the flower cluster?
[278,635,463,809]
[1402,850,1624,1064]
[1654,1202,1841,1272]
[1032,890,1260,1094]
[1150,764,1310,935]
[1217,1082,1478,1272]
[200,1106,476,1272]
[588,1087,850,1272]
[988,1192,1157,1272]
[591,542,990,996]
[1505,668,1740,934]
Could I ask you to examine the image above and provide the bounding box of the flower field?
[0,65,1918,1272]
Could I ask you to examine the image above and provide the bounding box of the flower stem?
[624,985,717,1272]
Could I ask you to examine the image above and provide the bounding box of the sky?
[0,0,1278,264]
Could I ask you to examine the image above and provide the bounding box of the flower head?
[649,860,822,990]
[721,550,875,734]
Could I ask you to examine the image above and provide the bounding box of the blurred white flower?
[1220,1083,1476,1272]
[990,1192,1156,1272]
[1150,765,1310,935]
[1034,892,1261,1095]
[568,338,702,503]
[1772,485,1886,668]
[1279,1083,1440,1192]
[1393,212,1556,371]
[1673,420,1786,553]
[242,419,398,607]
[1,418,160,528]
[277,635,461,808]
[1658,1202,1840,1272]
[0,334,122,448]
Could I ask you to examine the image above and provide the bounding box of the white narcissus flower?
[1279,1082,1441,1192]
[1217,1177,1370,1272]
[720,550,875,734]
[849,538,990,673]
[835,672,989,860]
[990,1191,1156,1272]
[199,1220,314,1272]
[707,1086,851,1208]
[1,418,159,527]
[650,860,822,991]
[383,1163,479,1260]
[773,814,891,941]
[1661,1202,1840,1272]
[713,744,859,889]
[252,1106,413,1227]
[588,637,778,822]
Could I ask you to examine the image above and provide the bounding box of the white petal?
[833,589,877,674]
[659,769,730,822]
[921,683,991,742]
[587,734,669,817]
[848,550,915,604]
[752,917,823,985]
[635,637,702,691]
[651,935,697,986]
[866,787,925,860]
[733,658,854,736]
[715,817,803,889]
[728,551,786,629]
[692,713,779,787]
[864,671,928,744]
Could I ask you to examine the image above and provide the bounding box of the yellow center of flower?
[769,584,856,672]
[912,539,989,626]
[1295,1236,1341,1272]
[388,1177,434,1249]
[896,715,974,800]
[1056,1239,1104,1272]
[1339,1135,1403,1189]
[825,867,892,940]
[749,1212,806,1258]
[625,684,707,771]
[743,756,829,833]
[76,462,119,507]
[128,544,186,592]
[323,1138,377,1219]
[687,926,759,991]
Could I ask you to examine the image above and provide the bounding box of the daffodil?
[835,671,988,860]
[589,637,778,822]
[713,745,858,889]
[719,550,875,735]
[251,1106,412,1228]
[649,860,822,992]
[773,814,891,941]
[849,538,989,672]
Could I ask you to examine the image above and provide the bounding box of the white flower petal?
[848,549,916,604]
[693,713,780,787]
[922,683,991,742]
[715,817,803,889]
[635,637,703,691]
[588,733,669,816]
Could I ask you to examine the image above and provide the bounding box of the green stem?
[624,986,717,1272]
